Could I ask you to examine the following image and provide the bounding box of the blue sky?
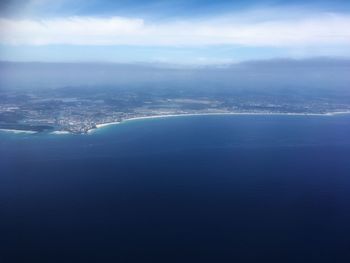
[0,0,350,64]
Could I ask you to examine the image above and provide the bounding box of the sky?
[0,0,350,64]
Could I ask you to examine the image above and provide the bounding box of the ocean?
[1,114,350,262]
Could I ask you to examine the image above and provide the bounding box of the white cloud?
[1,11,350,47]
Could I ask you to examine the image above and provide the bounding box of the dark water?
[1,115,350,263]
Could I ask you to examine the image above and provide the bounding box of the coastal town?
[1,86,350,134]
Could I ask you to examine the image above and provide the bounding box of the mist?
[1,58,349,97]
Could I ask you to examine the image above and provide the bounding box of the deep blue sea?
[1,115,350,263]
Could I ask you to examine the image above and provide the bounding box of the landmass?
[1,86,350,134]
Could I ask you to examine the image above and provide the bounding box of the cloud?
[1,10,350,47]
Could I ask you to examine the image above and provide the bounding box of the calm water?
[1,115,350,263]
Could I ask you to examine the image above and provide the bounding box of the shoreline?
[119,110,350,122]
[96,121,121,128]
[87,121,121,134]
[51,130,71,135]
[86,111,350,133]
[0,129,37,134]
[2,111,350,135]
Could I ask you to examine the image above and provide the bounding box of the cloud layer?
[1,11,350,47]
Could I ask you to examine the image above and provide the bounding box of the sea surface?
[1,114,350,263]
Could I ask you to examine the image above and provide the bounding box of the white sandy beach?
[122,111,350,123]
[83,111,350,134]
[86,121,121,134]
[0,129,37,134]
[96,121,120,128]
[4,111,348,136]
[111,111,350,124]
[51,131,71,135]
[324,111,350,116]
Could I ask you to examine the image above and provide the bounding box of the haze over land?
[1,58,350,89]
[1,59,350,133]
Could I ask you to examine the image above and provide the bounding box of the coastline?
[96,121,121,128]
[51,130,71,135]
[2,111,350,135]
[86,110,350,133]
[87,121,121,134]
[0,129,37,134]
[120,110,350,122]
